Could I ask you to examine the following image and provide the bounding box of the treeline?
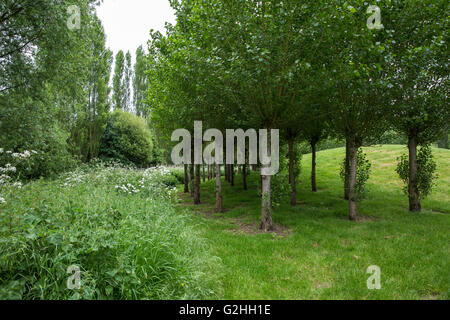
[0,0,113,175]
[0,1,159,177]
[145,0,449,229]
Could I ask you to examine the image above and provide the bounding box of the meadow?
[177,145,449,300]
[0,145,448,300]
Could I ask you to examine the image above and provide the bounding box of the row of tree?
[0,1,156,175]
[112,46,150,117]
[146,0,448,230]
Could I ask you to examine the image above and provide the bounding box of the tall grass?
[0,163,220,299]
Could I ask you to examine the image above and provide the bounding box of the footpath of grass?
[177,145,450,300]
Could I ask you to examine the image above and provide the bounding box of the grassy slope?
[177,145,450,300]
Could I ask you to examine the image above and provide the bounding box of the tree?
[99,110,153,167]
[112,50,125,110]
[323,2,390,221]
[382,0,449,211]
[133,46,149,117]
[124,51,132,112]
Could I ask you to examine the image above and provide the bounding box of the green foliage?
[168,168,185,185]
[396,145,438,200]
[270,143,303,207]
[99,111,153,168]
[0,165,220,300]
[340,148,372,201]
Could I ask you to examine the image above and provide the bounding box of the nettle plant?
[340,148,372,201]
[0,148,38,204]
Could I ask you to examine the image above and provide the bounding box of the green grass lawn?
[176,145,450,300]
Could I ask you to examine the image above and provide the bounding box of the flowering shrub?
[0,162,220,300]
[0,148,37,205]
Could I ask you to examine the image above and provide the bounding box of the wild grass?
[0,163,220,300]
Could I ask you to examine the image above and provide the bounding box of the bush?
[0,165,220,300]
[99,111,153,167]
[168,168,185,184]
[270,143,302,207]
[340,148,372,201]
[396,144,437,199]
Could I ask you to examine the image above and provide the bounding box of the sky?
[96,0,176,59]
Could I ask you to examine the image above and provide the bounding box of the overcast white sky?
[96,0,176,59]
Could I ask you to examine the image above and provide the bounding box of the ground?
[176,145,450,300]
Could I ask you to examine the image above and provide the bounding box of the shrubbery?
[340,148,372,201]
[396,144,438,200]
[0,164,220,299]
[99,110,153,167]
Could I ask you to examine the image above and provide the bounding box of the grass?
[177,145,450,300]
[0,164,220,300]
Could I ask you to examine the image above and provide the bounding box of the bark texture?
[408,135,421,212]
[311,139,318,192]
[184,164,189,193]
[348,140,360,221]
[194,164,201,204]
[288,139,296,206]
[215,164,223,212]
[260,173,273,231]
[344,139,350,200]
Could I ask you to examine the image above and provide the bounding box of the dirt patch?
[358,215,380,222]
[227,220,291,237]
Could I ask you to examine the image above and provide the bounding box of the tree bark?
[231,164,235,186]
[184,164,189,193]
[260,172,273,231]
[242,164,247,190]
[344,139,350,200]
[348,141,359,221]
[408,135,421,212]
[194,164,201,205]
[288,139,296,206]
[202,164,206,183]
[311,139,318,192]
[189,164,194,197]
[215,164,223,212]
[260,130,273,231]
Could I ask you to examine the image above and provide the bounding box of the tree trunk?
[311,140,318,192]
[408,135,421,212]
[348,141,359,221]
[344,139,350,200]
[238,165,242,175]
[189,164,194,197]
[202,164,206,183]
[242,164,247,190]
[194,164,201,205]
[288,139,296,206]
[215,164,223,212]
[260,172,273,231]
[231,164,235,186]
[260,130,273,231]
[184,164,189,193]
[207,165,211,181]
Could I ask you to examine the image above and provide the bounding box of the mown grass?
[177,145,450,300]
